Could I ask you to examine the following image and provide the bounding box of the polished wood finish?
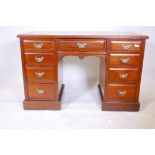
[27,83,58,100]
[106,84,136,101]
[107,68,139,83]
[98,84,139,111]
[24,53,55,66]
[18,32,149,111]
[23,100,61,110]
[109,54,141,66]
[17,31,149,39]
[26,67,57,82]
[109,40,142,51]
[59,39,105,52]
[23,40,54,51]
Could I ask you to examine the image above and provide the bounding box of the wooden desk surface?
[17,31,149,39]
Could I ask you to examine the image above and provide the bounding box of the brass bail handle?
[36,89,45,94]
[122,44,131,50]
[35,72,45,78]
[34,43,44,49]
[35,56,45,62]
[118,90,127,96]
[120,58,130,64]
[77,42,87,48]
[119,73,128,79]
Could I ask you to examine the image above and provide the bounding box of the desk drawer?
[59,39,106,52]
[106,84,136,101]
[27,83,58,100]
[23,40,54,52]
[109,40,142,51]
[24,53,55,66]
[108,68,139,83]
[109,54,141,66]
[26,67,57,82]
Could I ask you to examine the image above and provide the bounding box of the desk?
[17,32,149,111]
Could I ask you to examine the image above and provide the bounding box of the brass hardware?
[33,43,44,49]
[35,56,45,62]
[77,42,87,48]
[35,72,44,78]
[119,73,128,79]
[122,44,131,50]
[134,44,140,48]
[118,90,127,96]
[36,89,45,94]
[120,58,130,64]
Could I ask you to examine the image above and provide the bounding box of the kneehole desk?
[17,32,149,111]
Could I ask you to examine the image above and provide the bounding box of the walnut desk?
[17,32,149,111]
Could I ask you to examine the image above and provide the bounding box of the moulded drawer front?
[109,54,141,66]
[23,40,55,51]
[26,67,57,82]
[108,68,139,83]
[24,53,55,66]
[59,39,106,52]
[27,83,58,100]
[109,41,142,51]
[106,84,136,101]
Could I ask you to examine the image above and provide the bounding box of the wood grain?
[59,39,106,52]
[24,53,55,66]
[23,40,54,51]
[27,83,58,100]
[108,40,142,51]
[26,67,57,82]
[109,54,141,66]
[107,68,139,83]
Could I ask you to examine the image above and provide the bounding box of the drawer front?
[26,67,57,82]
[109,41,142,51]
[108,68,139,83]
[59,39,106,52]
[23,40,54,52]
[24,53,55,66]
[27,83,58,100]
[109,54,141,66]
[106,84,136,101]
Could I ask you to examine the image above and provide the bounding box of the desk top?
[17,31,149,39]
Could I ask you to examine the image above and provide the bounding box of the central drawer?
[59,39,106,52]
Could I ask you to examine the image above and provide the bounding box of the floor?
[0,80,155,129]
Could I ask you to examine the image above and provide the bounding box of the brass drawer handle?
[35,56,45,62]
[120,58,130,64]
[33,43,44,49]
[35,72,44,78]
[36,89,45,94]
[122,44,131,50]
[119,73,128,79]
[76,42,87,48]
[118,90,127,96]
